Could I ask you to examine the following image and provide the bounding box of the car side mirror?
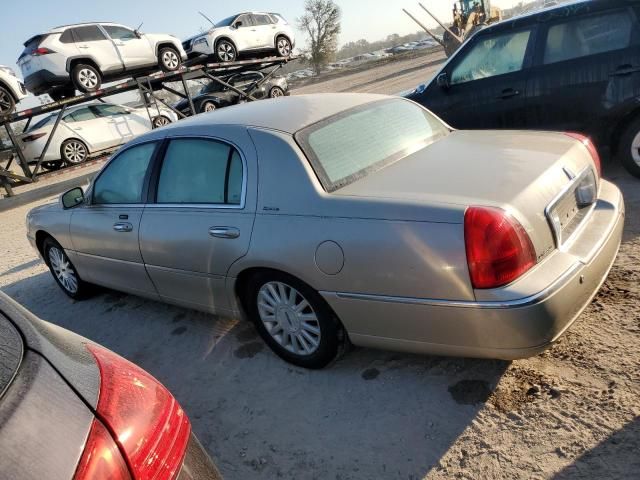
[134,30,142,39]
[436,72,450,90]
[234,21,243,28]
[61,187,84,209]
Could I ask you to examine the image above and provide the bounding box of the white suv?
[183,12,295,62]
[18,23,187,100]
[0,66,27,116]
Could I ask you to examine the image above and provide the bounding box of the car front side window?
[156,138,243,205]
[450,30,531,85]
[93,142,157,205]
[103,25,137,41]
[63,108,98,123]
[543,11,632,64]
[73,25,107,43]
[92,104,129,117]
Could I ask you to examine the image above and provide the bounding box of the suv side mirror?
[61,187,85,209]
[133,29,142,39]
[234,21,243,28]
[436,72,450,90]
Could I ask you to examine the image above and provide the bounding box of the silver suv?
[183,12,295,62]
[18,23,187,100]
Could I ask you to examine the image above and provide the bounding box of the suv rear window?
[295,99,449,192]
[543,11,633,64]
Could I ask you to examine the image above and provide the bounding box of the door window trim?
[88,140,161,207]
[145,135,248,210]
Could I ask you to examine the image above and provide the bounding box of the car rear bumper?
[177,433,223,480]
[321,180,624,360]
[24,70,69,95]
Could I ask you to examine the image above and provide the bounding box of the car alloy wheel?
[270,87,285,98]
[78,68,99,90]
[257,281,321,356]
[0,86,15,116]
[217,41,236,62]
[62,140,88,165]
[152,115,171,128]
[202,101,216,113]
[161,50,180,70]
[631,131,640,168]
[276,37,292,57]
[48,246,78,294]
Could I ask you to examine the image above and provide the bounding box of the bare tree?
[298,0,341,75]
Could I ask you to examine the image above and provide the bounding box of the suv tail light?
[464,206,536,289]
[75,345,191,480]
[22,132,47,143]
[74,420,131,480]
[32,47,55,56]
[565,132,601,177]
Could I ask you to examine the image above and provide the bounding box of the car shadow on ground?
[3,270,509,479]
[552,416,640,479]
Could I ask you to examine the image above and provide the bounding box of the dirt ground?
[0,52,638,479]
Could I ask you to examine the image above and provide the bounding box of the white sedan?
[20,103,176,169]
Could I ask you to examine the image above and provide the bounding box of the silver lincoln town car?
[26,94,624,369]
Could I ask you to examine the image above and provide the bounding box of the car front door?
[233,14,259,50]
[101,25,156,69]
[69,141,160,298]
[139,132,257,315]
[523,6,640,140]
[71,25,123,74]
[414,27,535,130]
[91,104,148,145]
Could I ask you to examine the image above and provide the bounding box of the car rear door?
[414,26,535,129]
[72,25,123,74]
[251,14,275,48]
[101,24,156,69]
[523,5,640,140]
[69,141,160,298]
[63,106,115,150]
[139,130,257,314]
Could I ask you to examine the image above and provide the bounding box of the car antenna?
[198,11,215,28]
[135,21,144,32]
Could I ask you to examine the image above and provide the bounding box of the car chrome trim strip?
[329,262,583,310]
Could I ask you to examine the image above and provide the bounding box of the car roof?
[485,0,631,32]
[160,93,388,134]
[49,22,123,33]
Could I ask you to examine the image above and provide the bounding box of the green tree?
[298,0,342,75]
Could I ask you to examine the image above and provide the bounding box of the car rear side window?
[295,99,449,192]
[60,29,75,44]
[451,30,531,84]
[73,25,107,42]
[543,11,633,65]
[93,142,157,205]
[156,139,243,205]
[253,14,274,25]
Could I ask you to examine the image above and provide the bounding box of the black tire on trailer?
[275,36,292,57]
[71,63,102,93]
[0,86,16,116]
[158,47,182,72]
[215,39,237,62]
[269,86,285,98]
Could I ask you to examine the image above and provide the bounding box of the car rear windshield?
[295,99,449,192]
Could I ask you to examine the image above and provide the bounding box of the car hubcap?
[204,102,216,112]
[49,246,78,294]
[63,141,86,164]
[257,281,321,356]
[153,116,170,127]
[278,39,291,56]
[0,89,12,114]
[79,69,98,89]
[631,131,640,167]
[271,88,283,98]
[218,43,235,61]
[162,51,179,69]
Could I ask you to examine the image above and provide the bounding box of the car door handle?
[497,88,520,99]
[612,64,640,76]
[209,227,240,239]
[113,222,133,232]
[78,45,90,49]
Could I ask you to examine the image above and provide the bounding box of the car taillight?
[80,344,191,480]
[74,420,131,480]
[22,132,47,142]
[32,47,55,56]
[464,206,536,289]
[565,132,601,177]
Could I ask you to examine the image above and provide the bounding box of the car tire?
[158,47,182,72]
[49,86,76,102]
[215,40,237,62]
[60,139,88,166]
[201,101,217,113]
[41,160,63,171]
[275,36,292,57]
[244,271,347,369]
[43,237,92,300]
[0,86,16,116]
[618,116,640,179]
[269,86,285,98]
[152,115,172,128]
[71,64,102,93]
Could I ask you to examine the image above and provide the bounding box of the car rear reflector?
[86,344,191,480]
[74,419,131,480]
[464,206,536,289]
[565,132,601,177]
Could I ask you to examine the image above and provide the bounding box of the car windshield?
[295,99,449,192]
[214,15,237,28]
